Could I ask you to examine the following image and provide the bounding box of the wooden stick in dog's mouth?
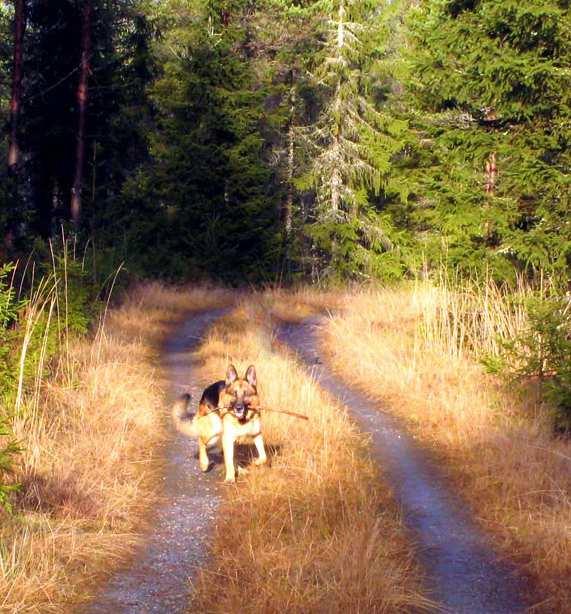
[261,408,309,420]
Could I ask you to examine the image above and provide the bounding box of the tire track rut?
[278,317,528,614]
[84,308,227,614]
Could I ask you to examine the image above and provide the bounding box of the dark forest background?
[0,0,569,283]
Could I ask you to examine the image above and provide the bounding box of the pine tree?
[0,0,155,241]
[260,0,324,275]
[401,0,571,280]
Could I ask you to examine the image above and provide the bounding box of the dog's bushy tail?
[172,393,197,437]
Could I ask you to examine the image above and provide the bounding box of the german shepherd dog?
[172,364,267,482]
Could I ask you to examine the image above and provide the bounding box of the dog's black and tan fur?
[172,364,267,482]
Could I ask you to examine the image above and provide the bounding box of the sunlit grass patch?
[320,282,571,612]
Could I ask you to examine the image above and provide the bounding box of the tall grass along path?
[278,317,528,614]
[85,308,228,614]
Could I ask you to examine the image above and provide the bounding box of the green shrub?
[45,251,95,336]
[0,263,22,512]
[0,262,22,401]
[0,419,20,513]
[492,294,571,430]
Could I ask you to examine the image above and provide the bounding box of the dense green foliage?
[0,419,19,512]
[124,0,282,280]
[0,0,568,283]
[0,263,19,401]
[0,263,20,511]
[400,0,570,280]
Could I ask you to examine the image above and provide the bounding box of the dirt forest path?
[84,308,227,614]
[278,317,528,614]
[83,305,531,614]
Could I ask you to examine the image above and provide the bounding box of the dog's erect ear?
[226,364,238,386]
[245,365,257,387]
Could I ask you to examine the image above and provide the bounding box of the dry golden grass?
[0,282,230,613]
[190,299,431,613]
[262,285,342,323]
[319,283,571,612]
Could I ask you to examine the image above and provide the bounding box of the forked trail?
[85,309,227,614]
[85,306,529,614]
[278,317,528,614]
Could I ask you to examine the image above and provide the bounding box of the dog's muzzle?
[234,404,248,421]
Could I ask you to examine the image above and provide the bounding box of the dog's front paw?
[253,457,267,466]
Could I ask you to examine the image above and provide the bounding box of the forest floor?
[4,286,570,613]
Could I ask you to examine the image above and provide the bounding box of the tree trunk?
[284,71,296,238]
[285,121,294,234]
[7,0,26,170]
[70,0,92,228]
[331,150,341,213]
[483,151,497,239]
[337,0,345,49]
[484,151,497,197]
[330,0,345,215]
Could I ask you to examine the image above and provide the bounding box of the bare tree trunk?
[91,140,97,203]
[284,71,296,238]
[483,151,497,239]
[7,0,26,170]
[285,122,294,233]
[484,151,497,197]
[330,0,345,216]
[70,0,92,228]
[337,0,345,49]
[331,149,341,213]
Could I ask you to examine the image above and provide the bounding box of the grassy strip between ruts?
[0,282,230,613]
[315,285,571,613]
[190,298,431,613]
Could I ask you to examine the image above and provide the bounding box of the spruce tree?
[298,0,410,279]
[261,0,324,276]
[127,0,281,280]
[402,0,571,280]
